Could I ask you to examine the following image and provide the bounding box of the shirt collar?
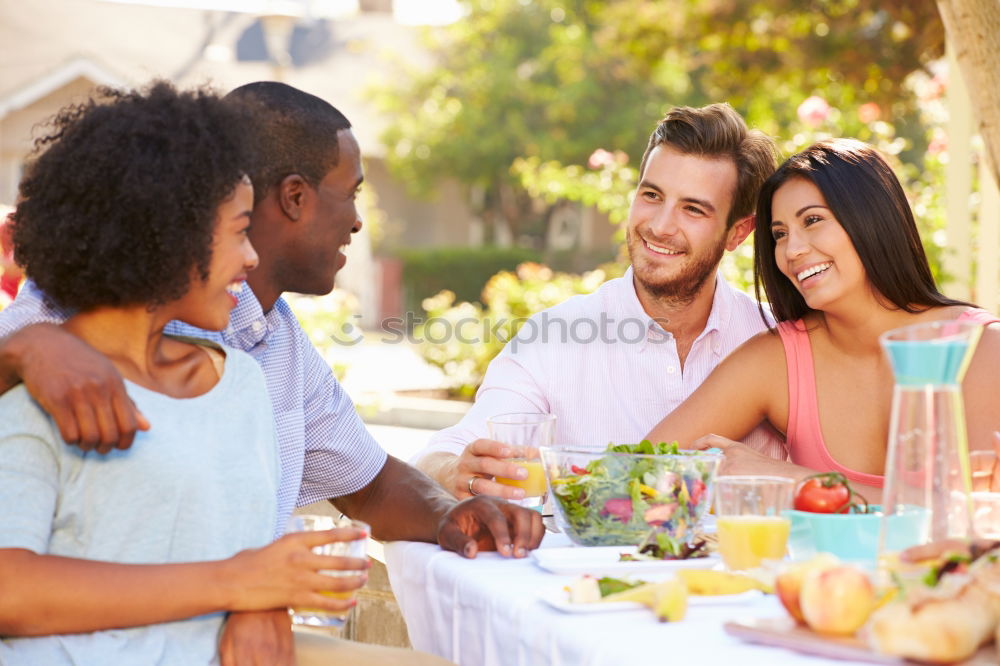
[696,272,735,358]
[604,267,660,353]
[614,266,735,354]
[610,266,654,322]
[223,282,270,348]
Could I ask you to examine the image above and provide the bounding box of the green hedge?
[397,246,542,314]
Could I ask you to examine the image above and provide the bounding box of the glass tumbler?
[285,514,369,627]
[487,412,556,510]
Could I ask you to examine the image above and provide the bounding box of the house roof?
[0,0,434,155]
[0,57,126,119]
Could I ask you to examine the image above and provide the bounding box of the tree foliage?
[379,0,961,392]
[373,0,945,245]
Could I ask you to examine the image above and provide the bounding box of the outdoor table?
[385,531,866,666]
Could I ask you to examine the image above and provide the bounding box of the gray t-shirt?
[0,344,279,666]
[0,279,387,533]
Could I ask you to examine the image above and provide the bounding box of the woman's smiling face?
[171,181,258,331]
[770,177,867,312]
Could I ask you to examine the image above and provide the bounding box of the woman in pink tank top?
[646,139,1000,499]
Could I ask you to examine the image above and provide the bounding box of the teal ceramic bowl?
[786,509,883,563]
[787,507,930,564]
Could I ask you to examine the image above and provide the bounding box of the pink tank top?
[778,309,1000,488]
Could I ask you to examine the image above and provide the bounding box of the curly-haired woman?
[0,82,366,664]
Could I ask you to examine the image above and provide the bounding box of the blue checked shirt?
[0,281,388,535]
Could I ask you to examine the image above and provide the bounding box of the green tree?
[372,0,680,243]
[373,0,945,249]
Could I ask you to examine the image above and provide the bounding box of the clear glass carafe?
[878,321,983,555]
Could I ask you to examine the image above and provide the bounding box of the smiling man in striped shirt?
[414,103,788,501]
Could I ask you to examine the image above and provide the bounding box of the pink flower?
[857,102,881,124]
[588,148,615,169]
[924,74,947,101]
[928,129,947,155]
[797,96,831,128]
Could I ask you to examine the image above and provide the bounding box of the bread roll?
[868,576,996,663]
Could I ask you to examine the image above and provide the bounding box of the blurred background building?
[0,0,617,328]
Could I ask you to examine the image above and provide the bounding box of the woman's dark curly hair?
[12,81,252,311]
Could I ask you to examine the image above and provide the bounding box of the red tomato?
[794,473,853,513]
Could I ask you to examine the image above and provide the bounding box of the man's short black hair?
[226,82,352,205]
[13,81,252,311]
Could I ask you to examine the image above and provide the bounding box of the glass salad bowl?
[540,442,722,547]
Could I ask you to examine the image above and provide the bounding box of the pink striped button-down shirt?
[413,267,788,463]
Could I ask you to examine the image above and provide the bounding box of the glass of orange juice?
[715,476,794,570]
[971,449,999,492]
[285,514,369,627]
[487,413,556,510]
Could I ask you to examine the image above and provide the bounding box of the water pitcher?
[879,320,983,554]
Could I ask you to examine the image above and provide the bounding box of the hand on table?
[450,438,539,500]
[219,608,294,666]
[4,323,150,452]
[437,495,545,559]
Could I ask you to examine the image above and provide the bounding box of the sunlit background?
[0,0,996,418]
[101,0,465,24]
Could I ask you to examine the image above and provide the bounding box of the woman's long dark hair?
[753,139,967,324]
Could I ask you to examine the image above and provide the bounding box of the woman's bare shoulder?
[973,322,1000,358]
[963,323,1000,450]
[742,325,787,352]
[718,326,787,372]
[961,323,1000,388]
[923,304,991,322]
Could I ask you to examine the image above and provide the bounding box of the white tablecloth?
[384,533,869,666]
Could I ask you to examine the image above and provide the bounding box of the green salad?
[549,440,719,547]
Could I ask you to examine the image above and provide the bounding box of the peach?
[800,565,875,636]
[776,554,839,624]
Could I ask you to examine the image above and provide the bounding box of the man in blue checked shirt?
[0,82,543,665]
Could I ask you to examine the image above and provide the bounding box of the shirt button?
[251,321,264,333]
[667,366,677,374]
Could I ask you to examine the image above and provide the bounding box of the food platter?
[724,617,997,665]
[532,545,721,576]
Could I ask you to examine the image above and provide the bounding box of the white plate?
[532,546,720,576]
[539,588,762,614]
